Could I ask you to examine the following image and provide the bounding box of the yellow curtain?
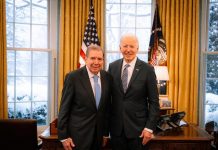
[158,0,199,124]
[58,0,105,108]
[0,0,8,119]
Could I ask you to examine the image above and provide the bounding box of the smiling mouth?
[92,66,100,69]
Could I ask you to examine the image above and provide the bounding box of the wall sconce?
[154,66,169,94]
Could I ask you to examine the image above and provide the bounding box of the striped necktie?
[121,64,130,93]
[93,75,101,108]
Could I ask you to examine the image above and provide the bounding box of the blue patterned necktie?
[121,64,130,93]
[93,75,101,108]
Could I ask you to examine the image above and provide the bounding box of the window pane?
[32,77,48,101]
[106,28,120,51]
[206,92,218,105]
[105,53,121,69]
[137,0,152,3]
[16,51,31,76]
[16,77,31,102]
[15,0,30,23]
[106,0,120,3]
[33,51,48,76]
[206,54,218,78]
[137,53,148,62]
[121,28,135,35]
[106,4,120,27]
[206,79,218,99]
[32,0,47,24]
[8,103,15,118]
[7,50,15,76]
[121,0,136,3]
[15,24,30,48]
[205,104,218,124]
[6,23,13,47]
[136,28,150,52]
[32,25,47,48]
[16,102,31,119]
[6,0,14,22]
[32,0,47,7]
[33,102,47,125]
[136,5,151,28]
[208,2,218,52]
[121,4,136,28]
[7,77,15,102]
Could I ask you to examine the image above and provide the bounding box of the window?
[200,0,218,127]
[6,0,58,126]
[105,0,154,69]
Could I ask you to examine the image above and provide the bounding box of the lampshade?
[154,66,169,81]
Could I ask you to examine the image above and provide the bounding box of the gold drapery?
[158,0,199,124]
[58,0,105,108]
[0,0,8,119]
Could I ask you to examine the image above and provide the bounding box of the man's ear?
[84,56,88,64]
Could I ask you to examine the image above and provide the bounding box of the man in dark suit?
[108,34,160,150]
[58,44,111,150]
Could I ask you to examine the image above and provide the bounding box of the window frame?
[6,0,58,129]
[199,0,218,127]
[104,0,156,69]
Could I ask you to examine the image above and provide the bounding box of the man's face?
[120,36,138,63]
[85,50,104,74]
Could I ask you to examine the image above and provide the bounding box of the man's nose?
[93,59,99,64]
[126,46,131,51]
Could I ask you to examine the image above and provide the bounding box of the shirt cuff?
[144,128,153,133]
[60,138,67,142]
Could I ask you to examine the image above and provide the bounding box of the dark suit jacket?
[58,66,112,150]
[108,58,160,138]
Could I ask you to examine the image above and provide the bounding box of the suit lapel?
[98,70,105,109]
[79,67,96,108]
[117,59,125,93]
[126,58,142,93]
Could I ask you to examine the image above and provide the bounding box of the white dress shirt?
[121,57,137,87]
[86,66,101,97]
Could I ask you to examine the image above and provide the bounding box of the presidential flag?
[148,4,167,66]
[78,2,100,68]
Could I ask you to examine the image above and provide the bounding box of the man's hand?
[102,136,109,147]
[139,129,153,145]
[62,138,75,150]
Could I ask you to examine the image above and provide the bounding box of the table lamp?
[154,66,169,94]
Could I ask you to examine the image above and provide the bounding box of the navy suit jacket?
[108,58,160,138]
[58,66,112,149]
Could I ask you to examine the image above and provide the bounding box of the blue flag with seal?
[148,4,167,66]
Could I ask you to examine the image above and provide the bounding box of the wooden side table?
[39,127,64,150]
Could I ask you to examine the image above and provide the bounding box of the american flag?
[78,3,100,68]
[148,4,167,66]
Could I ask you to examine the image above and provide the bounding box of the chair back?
[0,119,38,150]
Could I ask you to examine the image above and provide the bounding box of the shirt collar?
[122,57,137,68]
[86,66,101,79]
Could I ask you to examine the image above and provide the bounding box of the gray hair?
[120,33,139,47]
[86,44,104,57]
